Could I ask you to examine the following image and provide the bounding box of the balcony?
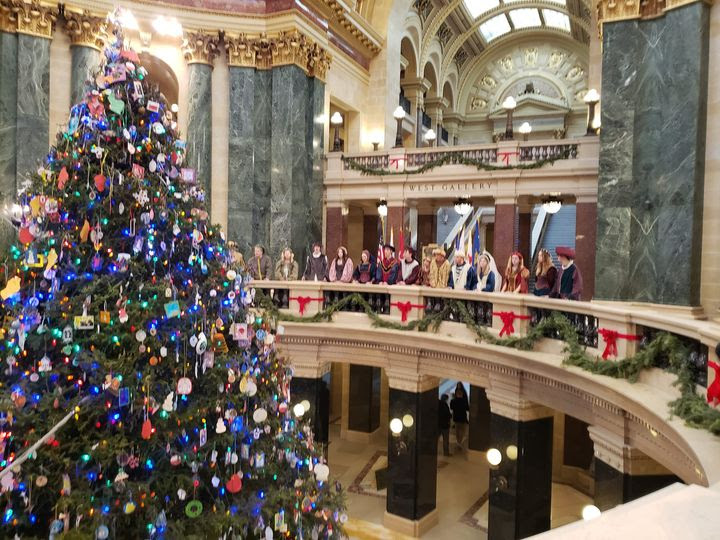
[250,280,720,491]
[325,137,599,204]
[421,111,431,129]
[399,93,411,115]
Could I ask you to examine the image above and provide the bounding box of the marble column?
[64,11,106,107]
[575,198,597,300]
[468,385,491,454]
[347,365,381,435]
[0,30,18,248]
[227,66,256,252]
[307,77,325,248]
[15,34,51,182]
[486,390,554,540]
[70,46,100,106]
[290,374,330,447]
[493,200,518,273]
[595,3,710,305]
[325,206,348,259]
[253,70,272,250]
[385,378,439,535]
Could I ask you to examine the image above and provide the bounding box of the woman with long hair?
[533,248,557,296]
[501,251,530,293]
[476,251,502,292]
[352,250,376,284]
[328,246,354,283]
[274,247,299,280]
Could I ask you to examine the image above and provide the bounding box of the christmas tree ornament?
[177,377,192,395]
[215,418,226,434]
[141,418,153,439]
[226,473,242,493]
[185,500,203,518]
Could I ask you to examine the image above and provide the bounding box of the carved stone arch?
[138,52,180,106]
[400,35,419,79]
[422,60,439,99]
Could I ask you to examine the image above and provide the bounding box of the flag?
[473,221,482,264]
[398,228,404,257]
[390,228,394,251]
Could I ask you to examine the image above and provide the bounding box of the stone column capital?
[588,425,673,475]
[486,377,553,422]
[5,0,57,38]
[225,33,255,68]
[183,30,220,66]
[386,370,438,393]
[64,9,106,51]
[598,0,710,30]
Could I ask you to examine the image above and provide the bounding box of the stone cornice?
[597,0,713,29]
[320,0,381,54]
[183,30,220,66]
[588,425,674,476]
[63,8,106,50]
[1,0,56,38]
[224,29,331,81]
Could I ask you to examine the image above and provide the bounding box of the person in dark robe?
[375,244,399,285]
[352,250,376,284]
[302,242,328,281]
[438,394,452,457]
[551,246,583,300]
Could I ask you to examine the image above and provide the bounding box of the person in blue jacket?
[448,250,477,290]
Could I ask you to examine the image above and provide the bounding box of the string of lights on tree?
[0,13,345,539]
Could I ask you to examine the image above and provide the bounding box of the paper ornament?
[227,270,237,281]
[147,100,160,113]
[108,93,125,114]
[80,220,91,242]
[215,418,226,434]
[164,300,180,318]
[99,310,111,324]
[162,392,174,412]
[58,166,69,189]
[124,501,136,514]
[0,276,21,300]
[18,226,34,244]
[253,408,268,423]
[195,332,208,354]
[141,418,153,440]
[185,500,203,518]
[177,488,187,501]
[314,463,330,482]
[181,168,197,184]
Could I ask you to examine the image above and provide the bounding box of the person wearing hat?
[302,242,329,281]
[429,247,451,288]
[375,243,399,284]
[397,247,420,285]
[501,251,530,293]
[448,250,478,291]
[551,246,583,300]
[247,244,271,280]
[352,249,376,284]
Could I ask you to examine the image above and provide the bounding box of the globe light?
[454,197,472,216]
[542,195,562,214]
[505,445,518,460]
[402,414,414,428]
[583,88,600,104]
[582,505,601,521]
[377,200,388,217]
[486,448,502,466]
[389,418,403,435]
[300,400,311,412]
[330,112,343,125]
[502,96,517,110]
[393,106,406,120]
[293,403,305,417]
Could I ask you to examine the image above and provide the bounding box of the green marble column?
[307,77,325,248]
[186,63,213,209]
[0,31,18,248]
[15,33,50,183]
[70,45,100,105]
[253,70,271,250]
[595,3,710,305]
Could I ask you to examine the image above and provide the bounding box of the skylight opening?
[464,0,500,19]
[508,9,542,29]
[479,14,511,41]
[542,9,571,31]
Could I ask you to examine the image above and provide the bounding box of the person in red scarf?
[501,251,530,293]
[375,243,399,284]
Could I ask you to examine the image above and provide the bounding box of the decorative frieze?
[225,33,255,68]
[64,9,106,51]
[597,0,711,27]
[183,30,220,65]
[1,0,56,38]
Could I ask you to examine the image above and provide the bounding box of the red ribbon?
[389,156,406,170]
[289,296,324,315]
[708,361,720,405]
[391,301,425,322]
[498,151,519,165]
[493,311,531,336]
[598,328,641,359]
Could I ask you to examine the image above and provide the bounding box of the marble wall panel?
[186,63,213,209]
[253,70,271,251]
[596,4,709,305]
[15,34,50,183]
[0,32,18,200]
[70,46,100,106]
[307,78,325,249]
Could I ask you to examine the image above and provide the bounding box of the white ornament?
[215,418,226,434]
[313,463,330,482]
[253,408,268,423]
[177,488,186,501]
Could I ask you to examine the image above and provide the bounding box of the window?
[479,14,511,41]
[464,0,500,19]
[508,9,541,29]
[542,9,571,31]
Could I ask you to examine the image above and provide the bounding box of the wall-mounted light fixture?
[518,122,532,142]
[502,96,517,140]
[541,194,562,215]
[393,106,406,148]
[331,112,343,152]
[454,197,472,216]
[377,199,388,217]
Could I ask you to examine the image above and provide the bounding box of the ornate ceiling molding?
[63,8,107,51]
[1,0,56,38]
[597,0,713,29]
[224,29,332,81]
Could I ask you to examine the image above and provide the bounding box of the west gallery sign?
[406,181,493,192]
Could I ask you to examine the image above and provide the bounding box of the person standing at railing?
[429,247,451,288]
[375,243,399,284]
[302,242,329,281]
[352,250,376,284]
[551,246,583,300]
[248,244,272,281]
[397,247,420,285]
[274,248,299,280]
[418,256,432,286]
[228,241,247,272]
[448,250,478,290]
[477,251,502,292]
[328,246,354,283]
[501,251,530,293]
[533,248,557,296]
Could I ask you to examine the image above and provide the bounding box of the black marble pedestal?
[488,414,553,540]
[348,365,381,433]
[290,375,330,446]
[386,388,438,521]
[594,458,681,511]
[469,385,491,452]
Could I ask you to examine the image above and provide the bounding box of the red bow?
[391,301,425,322]
[289,296,324,315]
[706,361,720,405]
[493,311,531,336]
[389,156,406,170]
[598,328,641,359]
[498,151,519,165]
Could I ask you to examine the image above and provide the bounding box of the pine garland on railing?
[341,148,573,176]
[254,291,720,436]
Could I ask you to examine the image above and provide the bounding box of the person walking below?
[450,387,470,452]
[438,394,452,457]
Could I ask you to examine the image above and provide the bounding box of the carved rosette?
[307,42,331,81]
[4,0,56,38]
[271,30,312,69]
[225,33,255,68]
[64,10,106,51]
[183,31,220,66]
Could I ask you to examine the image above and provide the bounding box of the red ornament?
[18,227,34,244]
[58,166,69,189]
[226,473,242,493]
[94,174,106,193]
[141,418,153,440]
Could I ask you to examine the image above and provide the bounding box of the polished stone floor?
[327,422,592,539]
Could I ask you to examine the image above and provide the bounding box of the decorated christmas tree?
[0,20,345,540]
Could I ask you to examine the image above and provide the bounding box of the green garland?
[255,291,720,436]
[341,147,575,176]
